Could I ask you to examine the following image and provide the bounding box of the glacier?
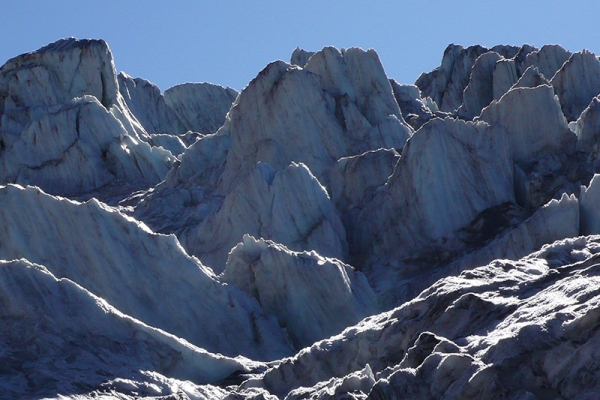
[2,38,600,399]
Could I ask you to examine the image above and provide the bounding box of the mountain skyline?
[4,1,600,91]
[2,34,600,398]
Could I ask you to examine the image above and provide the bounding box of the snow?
[550,49,600,121]
[457,51,502,119]
[0,184,292,361]
[3,38,600,398]
[163,82,238,134]
[0,38,176,200]
[358,117,514,261]
[479,84,575,163]
[222,235,378,348]
[0,259,250,398]
[522,44,572,81]
[580,174,600,234]
[182,161,348,271]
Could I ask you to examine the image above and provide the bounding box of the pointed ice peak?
[0,94,171,197]
[163,82,238,134]
[389,80,437,129]
[512,43,538,68]
[356,117,514,262]
[492,58,518,100]
[580,174,600,235]
[458,51,503,119]
[573,95,600,148]
[0,37,118,110]
[184,160,347,271]
[0,183,293,360]
[480,84,574,163]
[0,258,256,393]
[489,44,523,59]
[35,37,110,54]
[511,65,550,90]
[222,234,377,349]
[417,44,540,113]
[523,44,572,80]
[416,44,490,112]
[217,59,345,192]
[305,46,403,126]
[551,49,600,121]
[290,47,315,67]
[117,71,181,135]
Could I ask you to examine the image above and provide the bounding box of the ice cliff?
[2,38,600,399]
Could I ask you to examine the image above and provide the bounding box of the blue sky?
[2,1,599,91]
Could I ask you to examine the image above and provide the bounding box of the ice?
[551,49,600,121]
[222,235,378,348]
[453,193,580,271]
[416,44,491,112]
[458,51,502,119]
[0,259,251,398]
[580,174,600,234]
[389,80,436,129]
[243,237,600,398]
[479,85,575,163]
[416,44,524,113]
[572,95,600,170]
[0,38,175,201]
[510,65,550,90]
[216,60,346,192]
[491,58,518,100]
[163,82,238,134]
[3,38,600,398]
[357,117,514,262]
[182,161,348,271]
[117,72,182,134]
[289,47,315,67]
[0,184,292,361]
[522,44,572,80]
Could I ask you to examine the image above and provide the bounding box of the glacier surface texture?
[2,38,600,399]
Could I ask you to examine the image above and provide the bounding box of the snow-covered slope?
[163,82,238,135]
[479,84,575,163]
[0,184,292,361]
[3,38,600,399]
[0,39,175,201]
[356,117,514,264]
[133,46,413,272]
[180,161,349,270]
[0,259,255,398]
[222,234,378,348]
[240,236,600,399]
